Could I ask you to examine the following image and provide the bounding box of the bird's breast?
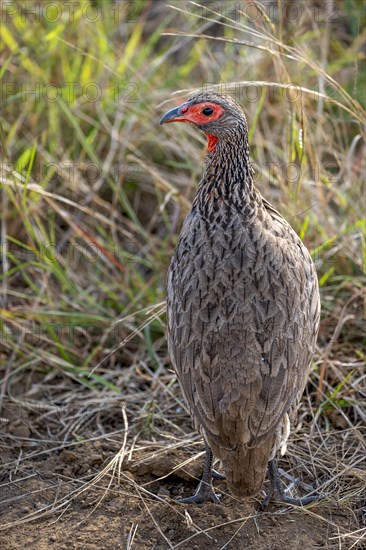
[167,208,317,338]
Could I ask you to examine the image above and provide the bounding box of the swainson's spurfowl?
[160,92,320,504]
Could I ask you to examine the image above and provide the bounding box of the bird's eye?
[202,107,214,116]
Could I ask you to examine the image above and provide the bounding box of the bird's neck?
[193,134,261,218]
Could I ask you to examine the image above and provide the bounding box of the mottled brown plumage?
[161,92,320,503]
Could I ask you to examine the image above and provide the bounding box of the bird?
[160,91,320,505]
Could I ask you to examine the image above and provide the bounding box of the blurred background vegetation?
[0,0,365,458]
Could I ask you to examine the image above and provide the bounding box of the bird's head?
[160,92,248,152]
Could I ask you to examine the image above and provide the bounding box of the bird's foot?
[260,459,318,509]
[261,488,318,508]
[260,486,318,509]
[212,468,225,480]
[177,480,221,504]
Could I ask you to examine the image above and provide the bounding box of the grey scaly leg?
[177,442,221,504]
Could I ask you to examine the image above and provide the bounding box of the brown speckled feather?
[166,92,320,497]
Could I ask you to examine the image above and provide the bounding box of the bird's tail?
[217,438,275,497]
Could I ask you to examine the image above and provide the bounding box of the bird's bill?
[159,103,190,125]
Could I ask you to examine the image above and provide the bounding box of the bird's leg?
[261,458,318,507]
[177,442,221,504]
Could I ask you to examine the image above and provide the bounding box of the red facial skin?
[167,101,224,152]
